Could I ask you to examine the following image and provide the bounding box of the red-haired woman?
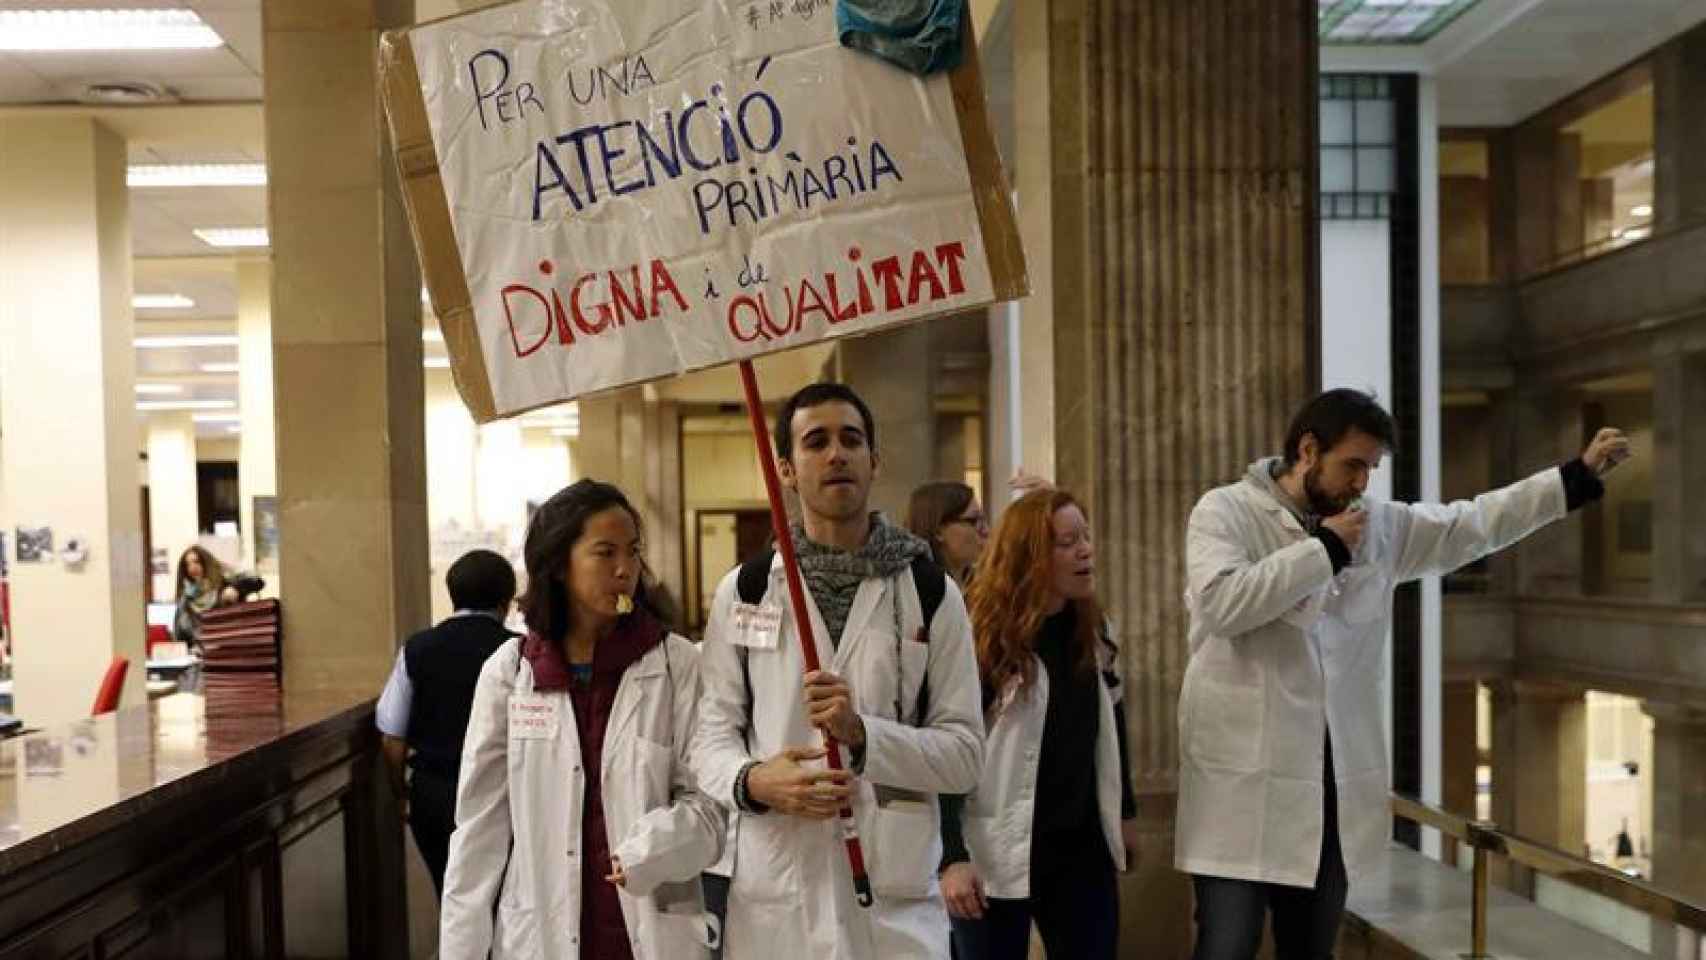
[939,488,1138,960]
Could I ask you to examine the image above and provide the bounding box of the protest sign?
[381,0,1024,422]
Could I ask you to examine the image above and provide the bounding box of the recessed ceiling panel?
[1320,0,1483,44]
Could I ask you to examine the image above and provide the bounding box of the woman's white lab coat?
[439,634,724,959]
[962,640,1127,899]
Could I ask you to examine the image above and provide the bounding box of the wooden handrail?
[1391,793,1706,944]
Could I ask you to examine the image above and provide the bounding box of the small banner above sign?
[380,0,1025,422]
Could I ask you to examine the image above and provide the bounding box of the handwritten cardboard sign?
[381,0,1024,422]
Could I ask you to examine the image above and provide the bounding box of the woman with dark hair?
[440,479,724,960]
[905,481,988,587]
[939,488,1138,960]
[172,545,239,647]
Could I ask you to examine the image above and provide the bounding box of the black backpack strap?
[734,549,775,752]
[907,556,948,725]
[737,548,776,606]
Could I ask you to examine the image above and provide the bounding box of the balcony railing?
[1391,793,1706,958]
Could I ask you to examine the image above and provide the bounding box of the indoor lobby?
[2,0,1706,958]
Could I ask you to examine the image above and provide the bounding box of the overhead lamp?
[135,335,238,349]
[129,164,266,188]
[193,413,242,424]
[551,427,581,438]
[135,383,184,396]
[133,293,196,310]
[0,9,223,52]
[424,357,451,369]
[193,227,269,249]
[1631,204,1653,218]
[200,362,240,373]
[225,426,242,435]
[136,399,237,412]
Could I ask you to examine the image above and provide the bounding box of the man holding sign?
[694,383,983,959]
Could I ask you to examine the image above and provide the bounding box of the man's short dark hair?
[446,549,517,612]
[773,381,877,461]
[1283,388,1399,466]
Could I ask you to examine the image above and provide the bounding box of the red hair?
[967,488,1101,699]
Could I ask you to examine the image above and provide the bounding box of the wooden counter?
[0,692,406,959]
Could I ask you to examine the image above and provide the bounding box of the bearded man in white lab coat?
[694,382,984,960]
[1177,388,1629,960]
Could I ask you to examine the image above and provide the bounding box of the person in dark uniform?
[377,548,520,894]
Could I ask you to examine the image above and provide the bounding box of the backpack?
[735,549,947,725]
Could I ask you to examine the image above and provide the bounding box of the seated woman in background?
[172,546,240,648]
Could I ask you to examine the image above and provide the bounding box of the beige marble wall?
[0,116,146,722]
[264,0,429,698]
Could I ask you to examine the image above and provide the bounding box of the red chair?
[91,657,129,716]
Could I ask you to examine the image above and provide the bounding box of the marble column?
[145,413,200,604]
[1644,702,1706,960]
[1488,679,1587,892]
[1651,349,1706,604]
[1653,21,1706,232]
[0,116,146,722]
[263,0,429,699]
[838,326,937,522]
[1440,676,1481,866]
[1514,389,1587,597]
[236,259,278,584]
[1017,0,1319,953]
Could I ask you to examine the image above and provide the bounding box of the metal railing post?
[1470,841,1490,959]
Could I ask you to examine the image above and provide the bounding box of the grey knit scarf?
[793,513,930,647]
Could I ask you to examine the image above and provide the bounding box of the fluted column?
[1018,0,1318,953]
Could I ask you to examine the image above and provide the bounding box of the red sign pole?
[736,359,874,908]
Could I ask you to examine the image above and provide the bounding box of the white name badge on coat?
[509,695,559,740]
[730,602,782,651]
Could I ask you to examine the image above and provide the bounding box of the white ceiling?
[1323,0,1706,126]
[0,0,262,104]
[1,3,265,439]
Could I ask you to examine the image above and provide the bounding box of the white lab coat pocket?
[1185,675,1265,771]
[731,813,802,904]
[866,798,938,898]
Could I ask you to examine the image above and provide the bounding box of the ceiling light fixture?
[193,227,269,249]
[200,362,240,373]
[424,357,451,369]
[135,335,239,349]
[129,164,266,188]
[136,399,237,412]
[193,413,242,424]
[135,383,185,396]
[132,293,195,310]
[1631,204,1653,218]
[0,9,223,52]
